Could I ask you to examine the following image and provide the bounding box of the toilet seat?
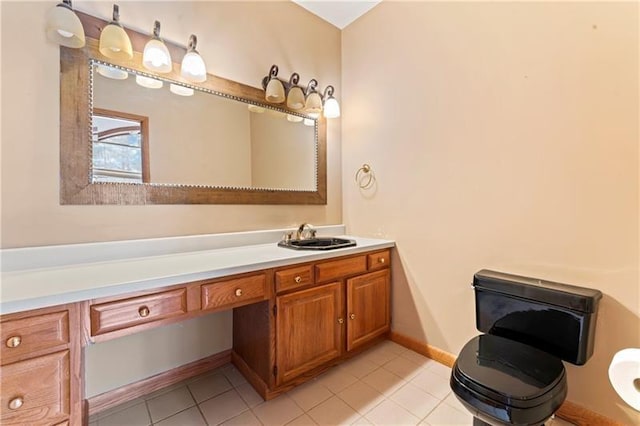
[451,334,567,425]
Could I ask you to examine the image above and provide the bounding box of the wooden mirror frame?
[60,12,327,205]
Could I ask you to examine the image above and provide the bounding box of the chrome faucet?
[296,223,316,240]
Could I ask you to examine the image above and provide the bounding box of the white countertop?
[0,233,394,315]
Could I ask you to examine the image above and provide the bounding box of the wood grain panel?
[275,265,314,293]
[1,311,69,366]
[233,301,272,386]
[315,256,367,283]
[90,288,187,336]
[0,350,70,425]
[347,270,390,351]
[201,274,267,311]
[276,282,343,385]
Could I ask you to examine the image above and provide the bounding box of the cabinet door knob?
[235,288,243,297]
[338,318,344,324]
[8,397,23,410]
[138,306,150,317]
[294,276,302,284]
[378,257,386,264]
[349,313,356,320]
[6,336,21,348]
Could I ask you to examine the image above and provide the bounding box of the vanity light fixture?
[96,64,128,80]
[264,65,286,103]
[322,85,340,118]
[136,75,163,89]
[142,21,172,73]
[261,65,340,119]
[248,105,266,113]
[304,79,323,118]
[180,35,207,83]
[287,114,304,123]
[99,4,133,60]
[45,0,85,48]
[286,73,305,110]
[303,118,315,126]
[169,83,194,97]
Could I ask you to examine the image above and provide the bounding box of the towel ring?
[355,164,374,189]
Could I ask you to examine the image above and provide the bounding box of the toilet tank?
[473,269,603,365]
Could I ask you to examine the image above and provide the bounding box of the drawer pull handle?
[294,276,302,284]
[338,318,344,324]
[6,336,21,348]
[8,397,23,410]
[378,257,386,264]
[349,313,356,320]
[138,306,150,318]
[235,288,243,297]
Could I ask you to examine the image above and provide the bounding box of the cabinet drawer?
[275,265,314,293]
[367,250,390,271]
[202,274,267,311]
[1,311,69,366]
[90,289,188,336]
[1,350,70,425]
[316,256,367,283]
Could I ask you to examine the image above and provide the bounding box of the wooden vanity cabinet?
[0,304,82,426]
[233,249,391,399]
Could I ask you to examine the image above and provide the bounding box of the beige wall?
[343,2,639,424]
[0,0,342,248]
[0,1,340,396]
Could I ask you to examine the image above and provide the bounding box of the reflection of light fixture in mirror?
[248,104,266,113]
[181,35,207,83]
[136,75,163,89]
[96,64,128,80]
[45,0,85,48]
[322,85,341,118]
[142,21,172,73]
[304,79,322,118]
[265,65,285,103]
[99,4,133,60]
[169,83,194,97]
[286,73,305,110]
[303,118,315,126]
[287,114,303,123]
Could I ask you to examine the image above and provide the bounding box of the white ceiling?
[292,1,382,29]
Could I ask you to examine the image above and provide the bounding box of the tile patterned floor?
[89,340,576,426]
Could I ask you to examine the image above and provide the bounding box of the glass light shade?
[248,105,266,113]
[96,64,128,80]
[143,39,172,73]
[303,118,315,126]
[169,83,194,97]
[265,78,285,103]
[45,3,85,48]
[181,52,207,83]
[287,114,303,123]
[304,92,323,118]
[99,23,133,60]
[323,97,341,118]
[286,86,305,110]
[136,75,163,89]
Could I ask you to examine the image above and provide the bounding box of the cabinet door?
[346,270,390,351]
[276,282,343,385]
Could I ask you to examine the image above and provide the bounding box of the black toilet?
[450,270,602,426]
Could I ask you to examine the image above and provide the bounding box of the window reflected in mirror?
[92,108,149,183]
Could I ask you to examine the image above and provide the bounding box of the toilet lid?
[453,334,566,408]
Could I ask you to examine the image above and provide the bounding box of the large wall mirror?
[60,13,326,205]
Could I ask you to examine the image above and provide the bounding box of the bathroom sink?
[278,237,357,251]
